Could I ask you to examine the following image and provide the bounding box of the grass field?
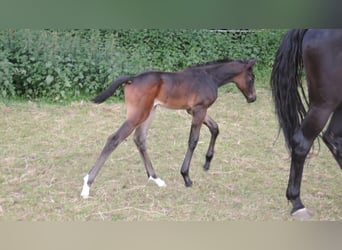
[0,89,341,221]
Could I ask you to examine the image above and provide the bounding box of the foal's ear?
[247,59,256,68]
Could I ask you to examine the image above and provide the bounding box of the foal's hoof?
[185,180,193,187]
[203,163,210,171]
[81,193,89,199]
[291,208,312,220]
[203,156,212,171]
[80,186,90,199]
[149,176,166,187]
[81,175,90,199]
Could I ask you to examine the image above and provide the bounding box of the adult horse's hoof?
[291,208,312,220]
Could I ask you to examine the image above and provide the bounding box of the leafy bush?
[0,29,286,101]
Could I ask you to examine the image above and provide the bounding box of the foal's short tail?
[92,75,132,103]
[270,29,309,151]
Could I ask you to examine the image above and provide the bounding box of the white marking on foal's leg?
[80,174,90,199]
[148,176,166,187]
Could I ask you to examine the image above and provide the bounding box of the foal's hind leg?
[323,104,342,169]
[287,106,332,219]
[134,106,166,187]
[202,115,219,171]
[81,120,136,198]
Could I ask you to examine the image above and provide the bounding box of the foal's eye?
[249,73,255,81]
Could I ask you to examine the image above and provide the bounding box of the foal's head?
[232,59,257,103]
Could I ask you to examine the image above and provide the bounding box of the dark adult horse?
[81,58,256,198]
[271,29,342,219]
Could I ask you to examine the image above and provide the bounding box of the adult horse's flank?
[81,58,256,198]
[271,29,342,219]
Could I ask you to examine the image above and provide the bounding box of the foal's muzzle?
[247,95,256,103]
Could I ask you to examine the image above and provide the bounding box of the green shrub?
[0,29,286,101]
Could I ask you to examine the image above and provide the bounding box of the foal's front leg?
[180,108,207,187]
[203,115,219,171]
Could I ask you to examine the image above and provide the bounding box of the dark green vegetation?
[0,29,285,102]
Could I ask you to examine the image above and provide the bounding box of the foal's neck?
[207,63,241,87]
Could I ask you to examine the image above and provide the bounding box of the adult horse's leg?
[181,108,207,187]
[287,106,333,219]
[81,120,137,198]
[323,104,342,169]
[133,106,166,187]
[202,115,219,171]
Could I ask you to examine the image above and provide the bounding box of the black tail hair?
[92,75,132,103]
[270,29,308,151]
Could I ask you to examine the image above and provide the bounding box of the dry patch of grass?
[0,90,341,221]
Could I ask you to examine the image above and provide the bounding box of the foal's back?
[127,69,218,110]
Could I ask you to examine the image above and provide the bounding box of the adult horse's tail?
[270,29,309,151]
[92,75,132,103]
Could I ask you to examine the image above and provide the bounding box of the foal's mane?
[188,58,245,69]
